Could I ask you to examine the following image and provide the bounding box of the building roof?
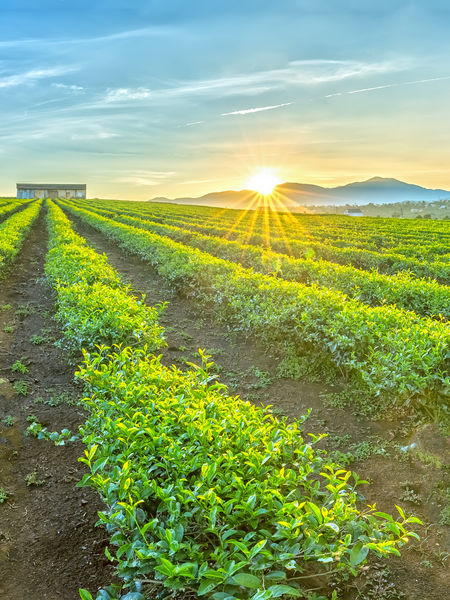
[16,183,86,190]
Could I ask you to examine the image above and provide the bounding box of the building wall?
[17,188,86,199]
[17,189,34,199]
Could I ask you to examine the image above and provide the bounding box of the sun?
[246,169,281,195]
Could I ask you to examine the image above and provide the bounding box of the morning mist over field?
[0,1,450,201]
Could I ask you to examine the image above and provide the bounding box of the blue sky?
[1,1,450,199]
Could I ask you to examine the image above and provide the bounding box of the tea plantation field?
[0,198,448,600]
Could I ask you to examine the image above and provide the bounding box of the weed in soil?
[24,471,45,487]
[11,360,28,374]
[14,304,31,318]
[35,391,76,407]
[12,380,28,395]
[0,487,11,503]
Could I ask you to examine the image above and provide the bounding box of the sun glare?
[246,169,281,195]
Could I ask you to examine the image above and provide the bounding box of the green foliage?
[439,505,450,526]
[399,483,421,505]
[12,380,28,396]
[11,360,28,374]
[248,366,273,389]
[0,487,10,503]
[61,202,450,417]
[25,471,45,487]
[37,199,424,599]
[45,202,166,352]
[0,201,42,281]
[75,345,421,600]
[77,198,450,282]
[15,304,32,317]
[27,421,77,445]
[1,415,14,427]
[82,203,450,319]
[35,391,76,406]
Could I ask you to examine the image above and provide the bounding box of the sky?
[1,0,450,200]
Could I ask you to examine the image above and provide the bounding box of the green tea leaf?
[267,584,302,598]
[198,580,220,596]
[233,573,262,588]
[350,542,369,566]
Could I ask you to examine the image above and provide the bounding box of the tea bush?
[41,200,421,599]
[77,345,421,600]
[61,203,450,414]
[76,203,449,319]
[45,202,165,351]
[0,200,41,279]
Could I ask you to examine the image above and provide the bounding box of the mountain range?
[151,177,450,210]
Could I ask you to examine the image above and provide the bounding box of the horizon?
[1,1,450,199]
[5,174,450,203]
[153,175,450,201]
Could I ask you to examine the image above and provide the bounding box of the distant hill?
[151,177,450,210]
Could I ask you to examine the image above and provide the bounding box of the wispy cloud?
[128,170,176,179]
[71,131,119,140]
[161,59,407,99]
[182,178,217,185]
[0,27,175,48]
[116,177,160,186]
[115,170,176,186]
[70,27,176,45]
[78,58,408,112]
[221,102,293,116]
[325,75,450,97]
[181,121,205,127]
[105,87,152,102]
[53,82,84,92]
[0,113,120,145]
[0,66,78,89]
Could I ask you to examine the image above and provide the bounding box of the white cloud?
[77,58,409,112]
[325,75,450,98]
[162,59,409,98]
[128,170,176,178]
[0,27,175,48]
[182,121,205,126]
[115,170,176,186]
[105,87,152,102]
[53,82,84,92]
[0,66,78,89]
[117,177,160,186]
[71,131,119,140]
[221,102,293,116]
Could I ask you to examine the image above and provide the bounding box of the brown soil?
[0,209,112,599]
[68,212,449,600]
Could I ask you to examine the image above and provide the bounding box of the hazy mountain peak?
[151,177,450,209]
[366,176,401,183]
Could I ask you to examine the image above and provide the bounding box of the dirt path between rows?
[0,208,112,600]
[67,211,449,600]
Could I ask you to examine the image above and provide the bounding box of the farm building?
[344,208,363,217]
[16,183,86,199]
